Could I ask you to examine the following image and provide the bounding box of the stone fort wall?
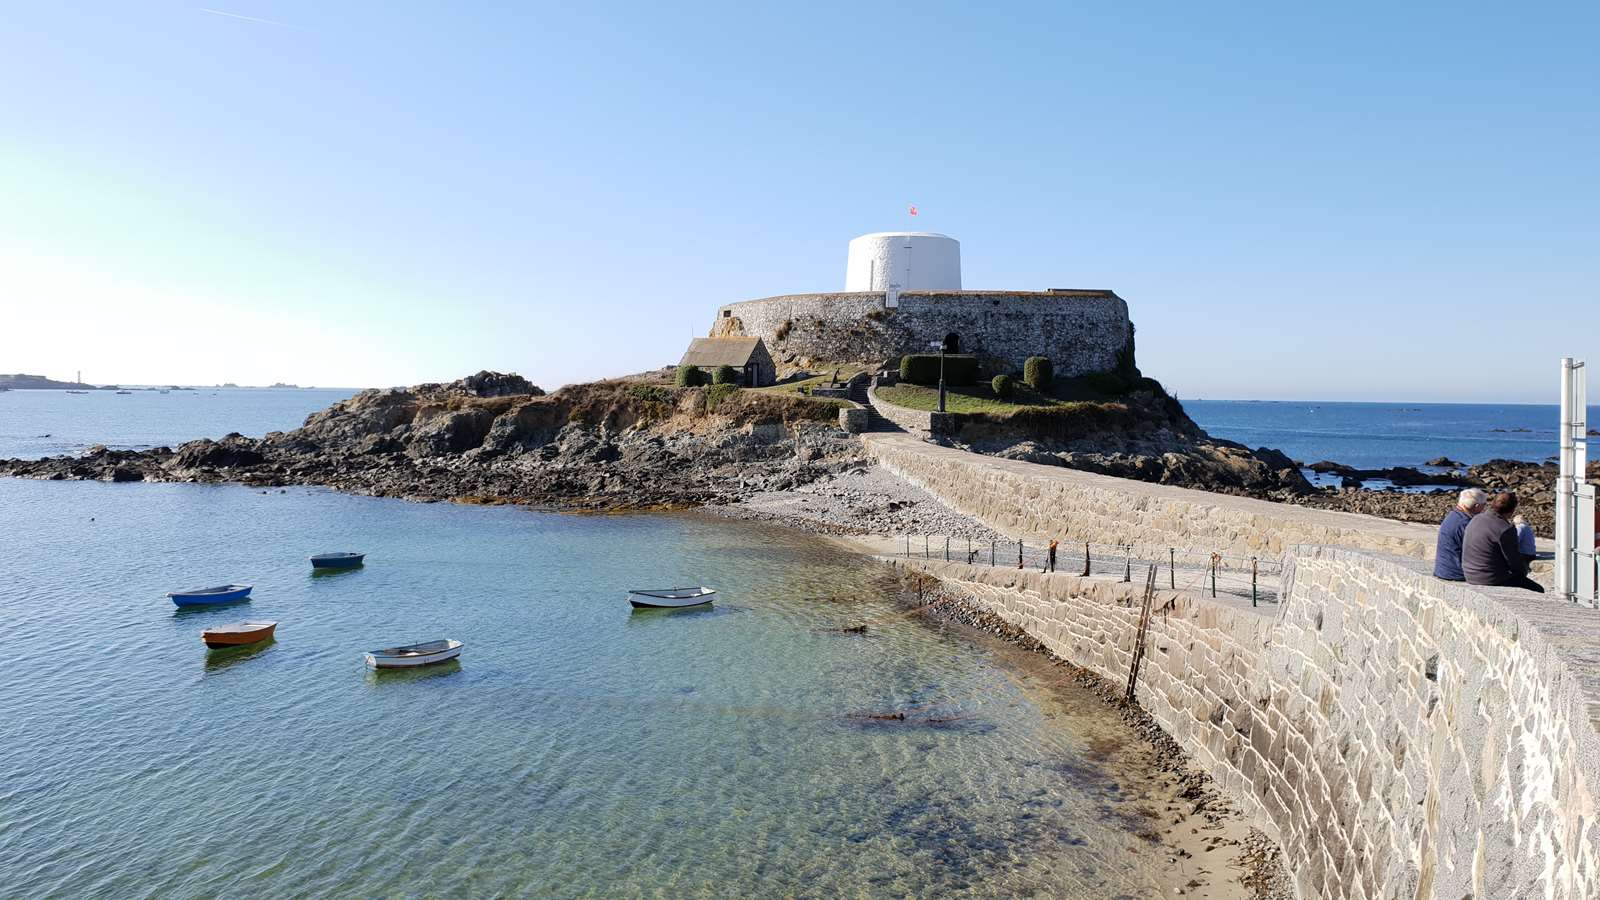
[712,291,1131,375]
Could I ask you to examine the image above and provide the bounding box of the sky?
[0,2,1595,401]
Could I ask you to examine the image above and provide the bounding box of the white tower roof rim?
[851,231,956,240]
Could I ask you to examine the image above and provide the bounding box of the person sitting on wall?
[1433,488,1487,581]
[1462,492,1545,593]
[1512,514,1538,564]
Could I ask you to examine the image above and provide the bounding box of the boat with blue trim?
[168,584,253,606]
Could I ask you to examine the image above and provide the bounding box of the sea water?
[0,478,1206,898]
[1185,399,1597,470]
[0,388,356,460]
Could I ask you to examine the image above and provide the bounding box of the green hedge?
[1023,356,1053,390]
[991,374,1014,399]
[712,364,738,385]
[899,354,978,386]
[676,365,707,387]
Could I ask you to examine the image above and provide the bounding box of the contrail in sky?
[198,8,300,29]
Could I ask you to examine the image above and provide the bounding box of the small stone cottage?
[677,336,776,387]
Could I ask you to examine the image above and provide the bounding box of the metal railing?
[898,533,1283,606]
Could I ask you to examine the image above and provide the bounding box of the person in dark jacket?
[1462,492,1544,592]
[1433,488,1486,581]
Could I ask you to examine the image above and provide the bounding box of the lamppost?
[927,339,946,413]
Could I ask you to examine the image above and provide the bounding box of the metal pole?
[1169,548,1175,589]
[990,540,995,566]
[1251,557,1258,607]
[1017,540,1023,568]
[1082,541,1090,577]
[945,536,950,561]
[938,346,947,413]
[1558,357,1575,599]
[1123,544,1131,582]
[924,535,928,559]
[1210,553,1218,598]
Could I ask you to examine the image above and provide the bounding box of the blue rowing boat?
[310,552,365,569]
[168,584,253,606]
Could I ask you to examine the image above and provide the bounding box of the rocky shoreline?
[4,368,1584,548]
[0,373,866,511]
[1291,456,1592,538]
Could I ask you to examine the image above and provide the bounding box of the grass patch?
[756,366,869,397]
[874,382,1067,414]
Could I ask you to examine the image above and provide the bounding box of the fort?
[707,232,1135,375]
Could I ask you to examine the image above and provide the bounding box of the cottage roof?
[679,336,765,368]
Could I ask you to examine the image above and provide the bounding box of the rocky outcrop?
[0,373,863,510]
[1306,460,1465,488]
[949,388,1314,498]
[1295,458,1596,538]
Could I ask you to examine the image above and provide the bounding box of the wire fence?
[897,534,1283,606]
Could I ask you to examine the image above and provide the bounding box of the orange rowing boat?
[201,620,277,648]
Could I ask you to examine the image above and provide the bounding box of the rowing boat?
[310,552,365,569]
[201,620,277,648]
[627,587,716,609]
[168,584,253,606]
[364,639,462,669]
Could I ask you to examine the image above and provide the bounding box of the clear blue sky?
[1,2,1594,401]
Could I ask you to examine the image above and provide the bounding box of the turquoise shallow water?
[1,478,1186,898]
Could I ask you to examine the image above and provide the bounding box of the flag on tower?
[908,203,918,216]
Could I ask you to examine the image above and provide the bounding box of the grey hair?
[1459,488,1488,510]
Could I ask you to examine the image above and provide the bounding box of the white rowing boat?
[628,587,716,609]
[364,638,463,669]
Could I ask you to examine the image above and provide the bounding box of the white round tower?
[844,232,962,292]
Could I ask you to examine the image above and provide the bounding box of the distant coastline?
[0,373,340,391]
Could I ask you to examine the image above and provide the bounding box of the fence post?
[1252,557,1258,607]
[1017,540,1023,569]
[1210,553,1219,598]
[1169,548,1175,589]
[944,536,950,561]
[990,540,995,566]
[1081,541,1090,577]
[1123,544,1131,583]
[924,535,928,559]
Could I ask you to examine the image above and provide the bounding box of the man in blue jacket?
[1434,488,1487,581]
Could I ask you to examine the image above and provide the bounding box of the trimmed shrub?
[712,364,738,385]
[675,365,707,387]
[899,354,978,387]
[991,374,1015,399]
[1023,356,1053,391]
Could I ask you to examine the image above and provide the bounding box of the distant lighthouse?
[843,232,962,292]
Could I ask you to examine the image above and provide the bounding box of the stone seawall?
[893,551,1600,899]
[864,379,954,438]
[714,290,1130,375]
[864,432,1439,560]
